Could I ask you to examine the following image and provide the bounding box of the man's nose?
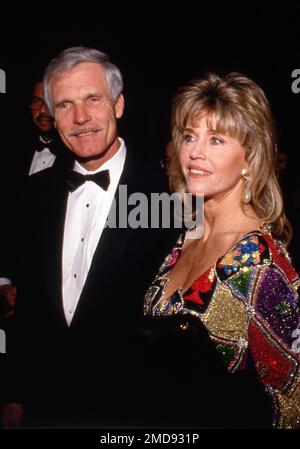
[73,104,91,125]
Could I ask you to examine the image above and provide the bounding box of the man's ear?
[114,94,124,119]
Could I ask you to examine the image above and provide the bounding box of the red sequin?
[184,268,214,305]
[262,232,299,283]
[249,321,294,389]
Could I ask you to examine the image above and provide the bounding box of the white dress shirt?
[28,136,56,175]
[62,138,126,325]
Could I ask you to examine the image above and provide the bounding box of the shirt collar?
[39,135,54,145]
[73,137,127,190]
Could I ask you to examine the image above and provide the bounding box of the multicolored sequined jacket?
[144,226,300,428]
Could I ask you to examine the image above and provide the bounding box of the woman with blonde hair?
[144,72,300,428]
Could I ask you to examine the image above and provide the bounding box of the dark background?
[0,2,299,266]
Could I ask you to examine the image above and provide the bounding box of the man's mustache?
[69,127,101,137]
[37,114,53,121]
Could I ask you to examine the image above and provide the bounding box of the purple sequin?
[255,268,299,347]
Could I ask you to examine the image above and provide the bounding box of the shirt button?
[81,238,84,242]
[86,203,90,208]
[68,309,73,314]
[74,274,77,278]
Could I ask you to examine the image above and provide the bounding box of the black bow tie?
[37,138,54,153]
[66,169,110,192]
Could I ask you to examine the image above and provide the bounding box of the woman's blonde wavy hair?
[170,72,291,244]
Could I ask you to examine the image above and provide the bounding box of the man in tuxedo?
[1,46,179,428]
[27,80,71,176]
[0,81,72,319]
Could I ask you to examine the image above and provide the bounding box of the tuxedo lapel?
[47,191,69,321]
[86,155,141,283]
[70,152,139,325]
[36,169,70,326]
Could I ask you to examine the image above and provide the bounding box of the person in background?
[0,80,72,319]
[27,79,71,175]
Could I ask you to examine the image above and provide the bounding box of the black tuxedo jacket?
[4,150,181,425]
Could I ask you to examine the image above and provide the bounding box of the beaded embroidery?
[144,226,300,428]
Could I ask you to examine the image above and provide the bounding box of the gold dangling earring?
[241,168,252,204]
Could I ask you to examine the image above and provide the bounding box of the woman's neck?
[203,195,259,241]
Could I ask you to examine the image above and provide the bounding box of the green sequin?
[230,271,252,298]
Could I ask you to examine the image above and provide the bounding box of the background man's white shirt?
[28,136,56,175]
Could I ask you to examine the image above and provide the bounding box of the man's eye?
[32,99,42,106]
[30,98,44,109]
[58,102,70,110]
[90,97,100,103]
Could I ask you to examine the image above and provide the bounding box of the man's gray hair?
[43,46,123,115]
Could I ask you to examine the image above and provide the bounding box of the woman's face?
[179,113,248,202]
